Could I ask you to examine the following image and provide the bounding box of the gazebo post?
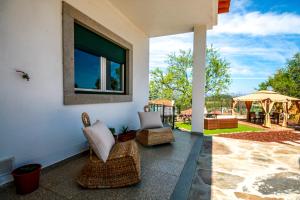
[245,101,253,122]
[231,100,237,116]
[261,99,275,128]
[296,101,300,124]
[282,100,292,127]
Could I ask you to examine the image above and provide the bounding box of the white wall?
[0,0,149,185]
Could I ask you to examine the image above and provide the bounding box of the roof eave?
[218,0,231,14]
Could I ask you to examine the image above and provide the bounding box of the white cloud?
[150,33,193,68]
[210,12,300,36]
[150,33,193,53]
[228,59,273,77]
[208,35,300,65]
[219,46,288,63]
[230,65,253,75]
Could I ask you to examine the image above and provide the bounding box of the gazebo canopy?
[232,90,300,128]
[233,90,300,103]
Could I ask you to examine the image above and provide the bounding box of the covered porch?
[0,0,230,194]
[0,131,204,200]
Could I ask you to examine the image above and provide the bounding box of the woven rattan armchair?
[136,107,175,146]
[136,127,175,146]
[77,112,141,188]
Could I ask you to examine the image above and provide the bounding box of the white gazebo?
[232,90,300,128]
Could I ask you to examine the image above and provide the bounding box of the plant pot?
[11,164,41,194]
[118,130,136,142]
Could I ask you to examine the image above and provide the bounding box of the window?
[74,23,125,94]
[74,49,125,93]
[74,49,101,90]
[62,2,133,105]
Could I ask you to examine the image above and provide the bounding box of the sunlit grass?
[175,122,263,135]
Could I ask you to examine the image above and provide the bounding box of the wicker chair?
[136,106,175,146]
[136,127,175,146]
[77,112,141,188]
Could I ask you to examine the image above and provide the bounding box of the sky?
[149,0,300,95]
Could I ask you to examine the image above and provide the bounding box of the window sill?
[64,93,132,105]
[75,89,125,95]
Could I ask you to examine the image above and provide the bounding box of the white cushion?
[83,120,115,162]
[138,112,163,129]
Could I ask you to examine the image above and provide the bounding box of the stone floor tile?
[189,135,300,200]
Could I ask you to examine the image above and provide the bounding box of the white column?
[192,25,207,133]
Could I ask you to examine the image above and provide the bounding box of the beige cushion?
[138,112,163,129]
[83,120,115,162]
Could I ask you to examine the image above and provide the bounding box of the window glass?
[106,60,123,91]
[74,49,101,90]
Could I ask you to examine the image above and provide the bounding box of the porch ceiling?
[107,0,223,37]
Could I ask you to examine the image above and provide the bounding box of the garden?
[175,122,263,135]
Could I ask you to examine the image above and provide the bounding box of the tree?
[149,50,192,110]
[258,52,300,98]
[205,47,231,96]
[149,46,231,110]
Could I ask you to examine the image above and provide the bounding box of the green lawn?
[175,122,263,135]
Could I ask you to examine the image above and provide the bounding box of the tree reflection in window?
[106,60,123,91]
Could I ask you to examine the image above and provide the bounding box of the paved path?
[189,135,300,200]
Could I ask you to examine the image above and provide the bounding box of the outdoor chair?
[271,112,280,124]
[136,106,175,146]
[250,112,257,123]
[77,112,141,188]
[258,112,265,123]
[136,127,175,146]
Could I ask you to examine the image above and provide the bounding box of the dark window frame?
[63,2,133,105]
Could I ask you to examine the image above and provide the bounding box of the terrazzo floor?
[0,131,198,200]
[189,134,300,200]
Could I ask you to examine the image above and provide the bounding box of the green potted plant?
[109,127,116,135]
[118,126,136,142]
[120,126,129,134]
[109,127,118,140]
[11,163,42,194]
